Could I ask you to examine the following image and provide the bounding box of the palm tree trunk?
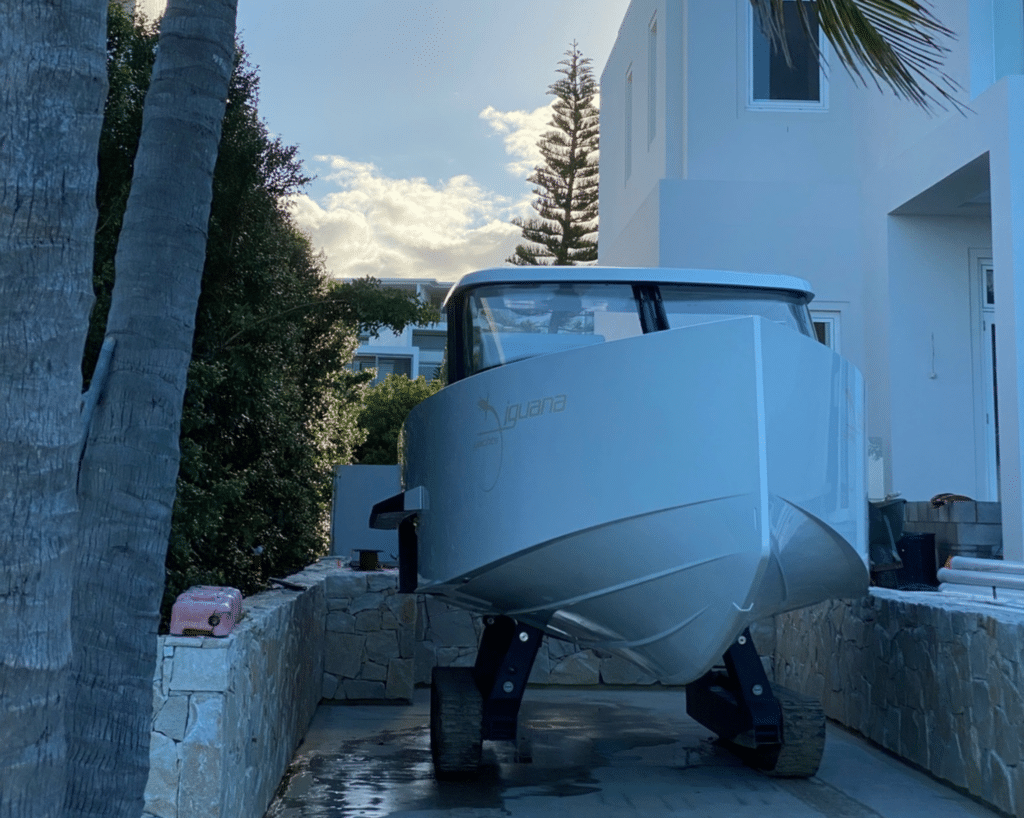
[0,3,107,818]
[65,1,238,815]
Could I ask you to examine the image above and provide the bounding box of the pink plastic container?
[169,586,243,637]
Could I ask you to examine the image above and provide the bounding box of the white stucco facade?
[600,0,1024,559]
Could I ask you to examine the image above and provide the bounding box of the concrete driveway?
[264,687,999,817]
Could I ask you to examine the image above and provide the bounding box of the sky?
[224,0,631,282]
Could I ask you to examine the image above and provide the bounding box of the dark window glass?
[752,1,820,102]
[412,330,447,351]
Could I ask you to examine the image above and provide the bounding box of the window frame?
[746,0,829,112]
[810,310,841,352]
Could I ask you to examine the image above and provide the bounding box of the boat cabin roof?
[442,266,815,307]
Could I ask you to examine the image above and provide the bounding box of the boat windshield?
[466,283,643,375]
[660,285,813,336]
[460,281,813,378]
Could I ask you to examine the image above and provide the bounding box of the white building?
[349,279,452,384]
[599,0,1024,559]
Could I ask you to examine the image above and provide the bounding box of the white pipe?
[937,567,1024,591]
[948,556,1024,575]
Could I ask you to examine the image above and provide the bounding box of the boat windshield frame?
[446,279,814,383]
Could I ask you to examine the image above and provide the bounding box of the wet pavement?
[265,687,1000,818]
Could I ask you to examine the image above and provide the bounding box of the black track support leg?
[685,628,783,751]
[472,615,543,742]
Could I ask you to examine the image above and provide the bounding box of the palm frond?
[750,0,965,112]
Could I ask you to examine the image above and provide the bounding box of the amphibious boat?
[371,267,868,778]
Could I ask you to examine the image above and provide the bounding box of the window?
[412,330,446,351]
[810,311,840,351]
[749,0,827,110]
[661,286,814,337]
[352,354,412,385]
[413,330,446,381]
[464,283,643,376]
[648,15,657,147]
[625,67,633,182]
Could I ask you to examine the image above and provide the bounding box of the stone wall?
[321,567,416,701]
[145,571,325,818]
[412,593,662,686]
[146,562,774,818]
[776,589,1024,818]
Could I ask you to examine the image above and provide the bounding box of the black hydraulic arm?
[473,616,543,741]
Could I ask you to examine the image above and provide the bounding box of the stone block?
[529,649,552,683]
[322,673,339,700]
[437,646,473,667]
[936,730,967,790]
[969,630,990,679]
[548,651,600,685]
[598,655,656,685]
[398,626,416,659]
[426,608,477,647]
[343,679,386,700]
[165,635,205,647]
[990,754,1015,816]
[361,661,388,682]
[749,616,776,655]
[952,523,1002,547]
[154,694,189,742]
[948,503,978,524]
[170,646,229,692]
[386,658,414,701]
[416,600,428,641]
[161,656,173,696]
[965,734,986,796]
[326,571,366,599]
[977,503,1001,524]
[365,630,399,665]
[386,593,417,626]
[325,611,356,633]
[324,632,364,678]
[367,573,396,592]
[348,593,386,615]
[354,610,382,632]
[144,731,180,818]
[899,708,928,770]
[179,694,224,818]
[994,706,1020,766]
[415,643,436,685]
[545,637,577,660]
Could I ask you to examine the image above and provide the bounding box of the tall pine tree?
[508,42,599,266]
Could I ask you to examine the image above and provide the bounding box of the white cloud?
[479,103,553,177]
[291,156,531,281]
[480,93,600,178]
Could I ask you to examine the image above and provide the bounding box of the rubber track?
[762,685,826,778]
[430,666,483,779]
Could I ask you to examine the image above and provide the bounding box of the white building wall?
[599,0,1024,558]
[684,1,861,185]
[600,0,669,265]
[885,215,992,500]
[988,77,1024,560]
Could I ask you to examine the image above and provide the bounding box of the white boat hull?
[401,315,868,684]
